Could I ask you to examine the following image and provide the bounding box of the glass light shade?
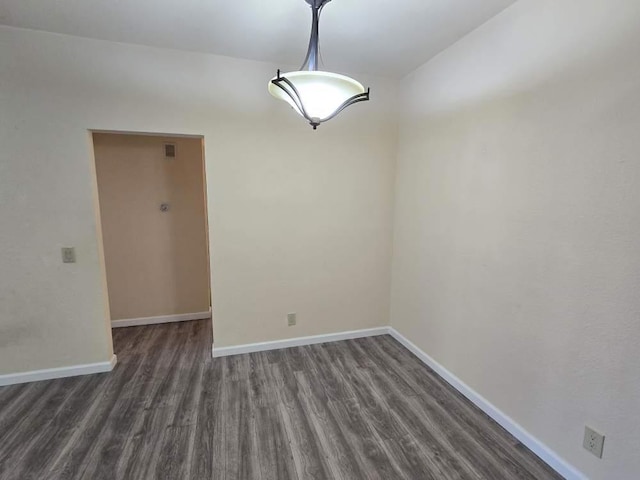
[269,70,366,122]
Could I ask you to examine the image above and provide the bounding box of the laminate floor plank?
[302,344,355,402]
[0,321,563,480]
[191,354,225,480]
[294,367,365,480]
[52,354,146,480]
[326,396,407,480]
[119,322,192,480]
[0,380,57,455]
[250,350,299,480]
[224,378,258,480]
[275,351,332,480]
[360,339,518,479]
[0,383,28,420]
[76,327,169,480]
[254,405,299,480]
[0,376,87,479]
[8,374,108,480]
[375,335,561,479]
[110,324,180,479]
[355,346,481,479]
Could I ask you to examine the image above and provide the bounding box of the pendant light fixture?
[268,0,370,130]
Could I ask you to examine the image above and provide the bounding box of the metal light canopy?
[268,0,370,130]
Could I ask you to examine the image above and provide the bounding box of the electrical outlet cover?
[287,312,296,326]
[583,426,605,458]
[61,247,76,264]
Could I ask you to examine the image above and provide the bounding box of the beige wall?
[93,134,209,320]
[1,3,640,476]
[0,25,397,374]
[390,1,640,478]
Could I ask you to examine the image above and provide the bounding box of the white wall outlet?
[583,426,605,458]
[61,247,76,264]
[287,312,296,326]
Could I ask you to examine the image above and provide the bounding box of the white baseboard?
[111,310,211,328]
[388,327,585,480]
[0,354,117,387]
[212,327,389,358]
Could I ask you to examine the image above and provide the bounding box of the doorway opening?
[91,132,211,355]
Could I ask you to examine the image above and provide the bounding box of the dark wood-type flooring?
[0,320,562,479]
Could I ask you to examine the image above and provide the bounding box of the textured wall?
[0,26,397,373]
[390,1,640,478]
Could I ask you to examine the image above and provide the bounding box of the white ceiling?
[0,0,514,77]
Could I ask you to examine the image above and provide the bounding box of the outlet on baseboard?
[583,426,605,458]
[287,312,296,327]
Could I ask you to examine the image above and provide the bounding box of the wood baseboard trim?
[0,354,117,387]
[212,327,389,358]
[111,310,211,328]
[387,327,586,480]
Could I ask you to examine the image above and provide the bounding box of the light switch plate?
[61,247,76,264]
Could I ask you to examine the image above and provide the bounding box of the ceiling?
[0,0,515,77]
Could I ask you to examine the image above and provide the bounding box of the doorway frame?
[87,129,214,356]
